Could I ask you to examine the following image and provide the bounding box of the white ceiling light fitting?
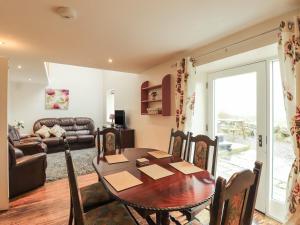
[17,65,22,69]
[56,6,77,20]
[0,41,5,45]
[108,58,113,63]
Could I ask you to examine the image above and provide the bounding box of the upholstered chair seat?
[84,201,138,225]
[80,182,114,212]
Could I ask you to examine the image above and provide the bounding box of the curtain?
[175,58,195,130]
[278,16,300,220]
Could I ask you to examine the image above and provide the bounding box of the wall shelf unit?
[141,74,171,116]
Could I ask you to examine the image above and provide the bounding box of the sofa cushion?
[59,118,75,126]
[49,125,66,138]
[66,136,78,144]
[35,125,51,138]
[76,130,90,135]
[43,137,63,146]
[65,131,77,136]
[78,135,94,143]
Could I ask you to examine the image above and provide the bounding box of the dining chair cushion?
[80,182,114,212]
[84,201,138,225]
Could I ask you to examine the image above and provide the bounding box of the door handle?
[258,135,263,147]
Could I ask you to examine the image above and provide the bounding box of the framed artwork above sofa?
[45,88,69,110]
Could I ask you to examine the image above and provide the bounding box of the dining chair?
[63,139,115,225]
[173,161,263,225]
[64,144,139,225]
[168,128,190,160]
[187,134,218,177]
[96,127,121,156]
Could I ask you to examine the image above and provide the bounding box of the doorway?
[207,59,293,222]
[208,61,267,213]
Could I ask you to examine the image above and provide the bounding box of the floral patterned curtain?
[278,16,300,220]
[175,58,195,130]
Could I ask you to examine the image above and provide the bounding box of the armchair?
[8,125,47,155]
[9,143,47,198]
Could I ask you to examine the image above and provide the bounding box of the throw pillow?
[49,125,66,138]
[35,125,51,138]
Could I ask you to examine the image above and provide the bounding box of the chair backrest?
[187,134,218,176]
[210,161,262,225]
[64,141,85,225]
[168,128,189,160]
[97,127,121,156]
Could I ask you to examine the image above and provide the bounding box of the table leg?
[156,212,170,225]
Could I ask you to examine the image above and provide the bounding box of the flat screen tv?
[115,110,126,128]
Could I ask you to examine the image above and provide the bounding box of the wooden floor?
[0,173,281,225]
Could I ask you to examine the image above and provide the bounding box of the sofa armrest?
[20,133,39,139]
[14,142,47,155]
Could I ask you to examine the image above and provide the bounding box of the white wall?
[102,70,140,129]
[9,63,104,133]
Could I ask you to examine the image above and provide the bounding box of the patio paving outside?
[216,135,294,203]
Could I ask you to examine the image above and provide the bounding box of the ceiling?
[0,0,299,83]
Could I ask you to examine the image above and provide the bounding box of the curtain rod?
[193,27,279,60]
[171,26,279,68]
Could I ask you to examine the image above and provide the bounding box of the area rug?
[46,148,97,182]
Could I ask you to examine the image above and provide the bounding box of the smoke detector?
[56,7,77,20]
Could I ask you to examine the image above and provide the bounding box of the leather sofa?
[8,125,47,155]
[33,117,95,153]
[9,142,47,198]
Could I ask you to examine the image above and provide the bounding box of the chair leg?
[68,198,73,225]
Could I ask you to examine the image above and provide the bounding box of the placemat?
[169,161,203,175]
[138,164,174,180]
[105,154,129,164]
[103,171,143,192]
[148,151,172,159]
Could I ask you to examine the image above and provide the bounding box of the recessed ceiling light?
[108,58,113,63]
[28,78,32,81]
[0,41,5,45]
[17,65,22,69]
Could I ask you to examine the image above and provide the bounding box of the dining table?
[92,148,216,225]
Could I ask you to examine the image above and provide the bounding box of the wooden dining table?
[92,148,215,225]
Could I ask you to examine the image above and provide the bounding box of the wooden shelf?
[141,99,162,103]
[141,84,162,91]
[140,74,171,116]
[141,112,162,115]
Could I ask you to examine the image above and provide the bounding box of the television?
[114,110,126,128]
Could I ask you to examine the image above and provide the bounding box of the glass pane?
[215,72,257,179]
[272,60,293,202]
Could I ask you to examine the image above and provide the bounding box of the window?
[106,89,115,122]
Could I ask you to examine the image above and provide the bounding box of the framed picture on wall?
[45,88,69,110]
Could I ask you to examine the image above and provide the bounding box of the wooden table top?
[92,148,215,211]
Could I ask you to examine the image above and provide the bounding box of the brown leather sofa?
[9,142,47,198]
[8,125,47,155]
[33,117,95,153]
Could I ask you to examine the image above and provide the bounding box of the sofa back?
[33,117,95,136]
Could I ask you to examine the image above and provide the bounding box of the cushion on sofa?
[66,136,78,144]
[43,137,63,146]
[78,135,94,143]
[49,125,66,138]
[65,131,77,136]
[76,130,90,135]
[35,125,51,138]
